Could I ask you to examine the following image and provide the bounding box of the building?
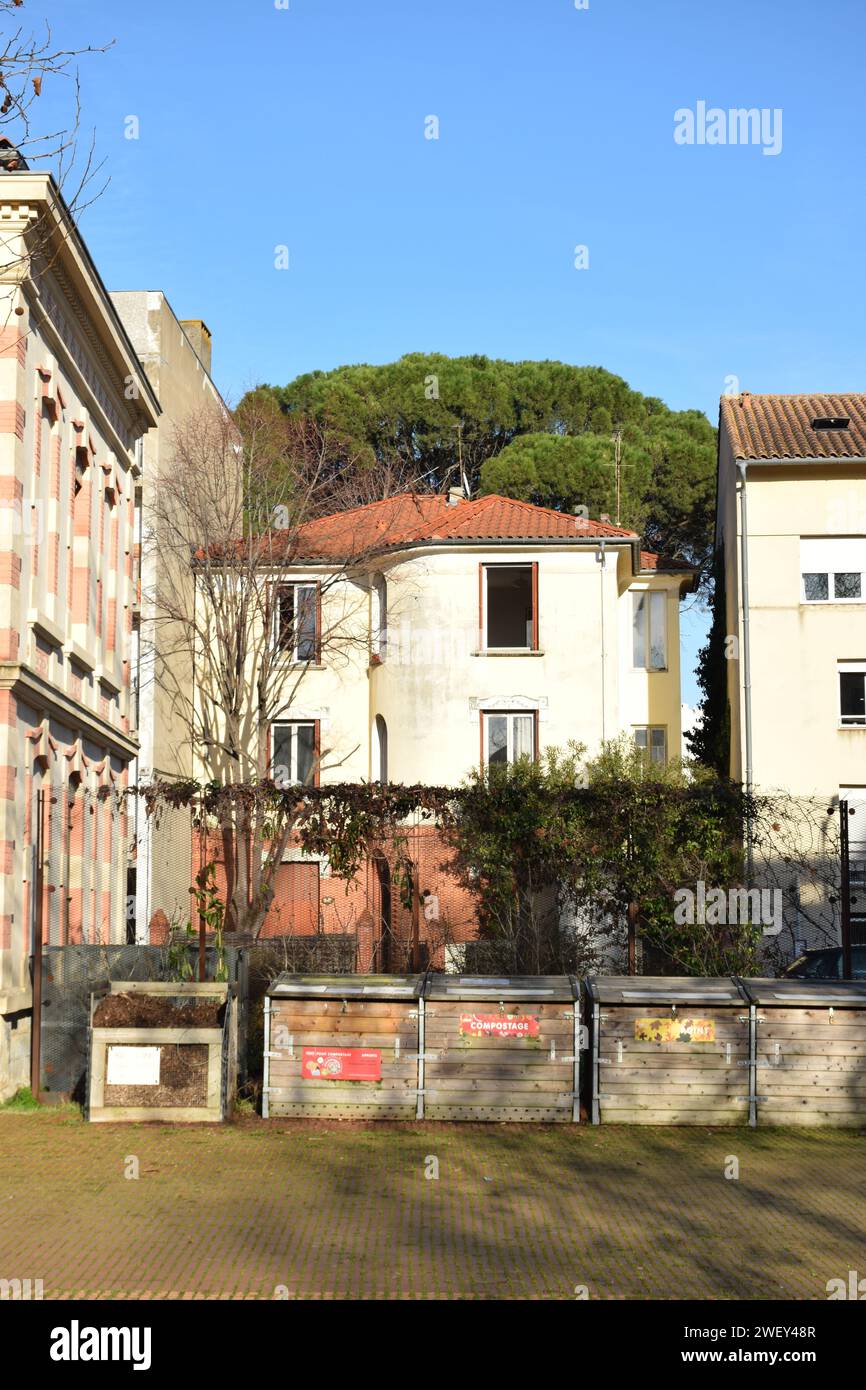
[0,171,159,1097]
[110,294,226,943]
[716,391,866,951]
[195,491,695,967]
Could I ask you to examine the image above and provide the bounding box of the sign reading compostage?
[459,1013,540,1038]
[106,1045,161,1086]
[301,1047,382,1081]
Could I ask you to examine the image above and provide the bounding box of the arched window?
[372,573,387,661]
[374,714,388,784]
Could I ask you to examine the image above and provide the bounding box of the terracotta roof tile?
[720,392,866,461]
[293,492,639,561]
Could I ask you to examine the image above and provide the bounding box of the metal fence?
[39,934,355,1101]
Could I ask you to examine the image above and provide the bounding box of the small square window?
[835,572,862,600]
[803,572,829,601]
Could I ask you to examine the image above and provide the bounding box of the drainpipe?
[597,540,607,742]
[737,462,754,878]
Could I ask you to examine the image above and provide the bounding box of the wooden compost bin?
[738,978,866,1128]
[423,975,580,1122]
[264,974,424,1119]
[88,982,235,1123]
[587,976,750,1125]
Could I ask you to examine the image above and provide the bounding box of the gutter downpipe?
[737,461,754,880]
[598,540,607,742]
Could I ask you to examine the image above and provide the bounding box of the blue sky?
[34,0,866,701]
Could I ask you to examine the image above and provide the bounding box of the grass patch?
[0,1086,41,1111]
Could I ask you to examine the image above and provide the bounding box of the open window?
[840,664,866,727]
[632,591,667,671]
[482,710,536,767]
[801,539,866,604]
[274,582,319,662]
[481,564,538,651]
[271,721,319,786]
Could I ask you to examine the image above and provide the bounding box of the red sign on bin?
[301,1047,382,1081]
[459,1013,540,1039]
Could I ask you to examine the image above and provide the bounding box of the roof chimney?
[180,319,212,376]
[447,485,464,507]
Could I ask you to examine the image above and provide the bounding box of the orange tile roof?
[285,493,690,575]
[720,392,866,460]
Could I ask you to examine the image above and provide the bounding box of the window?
[839,665,866,727]
[274,583,319,661]
[482,564,537,650]
[801,538,866,604]
[483,711,536,767]
[271,721,318,785]
[634,726,667,764]
[372,574,387,662]
[632,591,667,670]
[373,714,388,783]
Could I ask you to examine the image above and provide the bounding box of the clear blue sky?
[36,0,866,701]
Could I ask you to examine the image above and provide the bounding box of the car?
[783,944,866,980]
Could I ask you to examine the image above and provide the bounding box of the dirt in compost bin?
[93,993,225,1028]
[103,1044,209,1108]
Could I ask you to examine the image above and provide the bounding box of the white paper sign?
[106,1045,161,1087]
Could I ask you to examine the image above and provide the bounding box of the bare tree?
[145,391,424,937]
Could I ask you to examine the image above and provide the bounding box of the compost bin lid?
[736,977,866,1007]
[585,976,747,1005]
[425,974,577,1002]
[267,973,424,1000]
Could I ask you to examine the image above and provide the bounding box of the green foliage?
[254,354,717,581]
[687,546,731,774]
[0,1086,40,1111]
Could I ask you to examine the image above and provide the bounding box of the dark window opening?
[840,672,866,726]
[275,583,318,661]
[486,566,534,649]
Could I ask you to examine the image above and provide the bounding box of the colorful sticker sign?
[459,1013,540,1039]
[301,1047,382,1081]
[634,1018,716,1044]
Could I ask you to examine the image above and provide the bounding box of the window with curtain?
[483,711,536,766]
[632,591,667,670]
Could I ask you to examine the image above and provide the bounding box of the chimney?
[447,486,465,507]
[180,319,212,376]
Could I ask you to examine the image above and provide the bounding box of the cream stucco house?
[193,491,694,962]
[110,294,228,942]
[716,391,866,952]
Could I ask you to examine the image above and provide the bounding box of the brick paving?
[0,1111,864,1299]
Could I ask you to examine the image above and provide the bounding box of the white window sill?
[839,723,866,730]
[473,648,544,657]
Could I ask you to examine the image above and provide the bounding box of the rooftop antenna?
[454,422,470,498]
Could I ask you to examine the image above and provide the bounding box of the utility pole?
[613,427,623,526]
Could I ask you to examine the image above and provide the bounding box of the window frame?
[273,581,321,664]
[270,719,320,786]
[634,725,668,765]
[839,664,866,728]
[480,709,539,768]
[802,570,864,604]
[632,589,668,671]
[479,562,539,653]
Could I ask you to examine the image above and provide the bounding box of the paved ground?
[0,1110,864,1299]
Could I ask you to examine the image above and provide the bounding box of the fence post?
[840,799,852,981]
